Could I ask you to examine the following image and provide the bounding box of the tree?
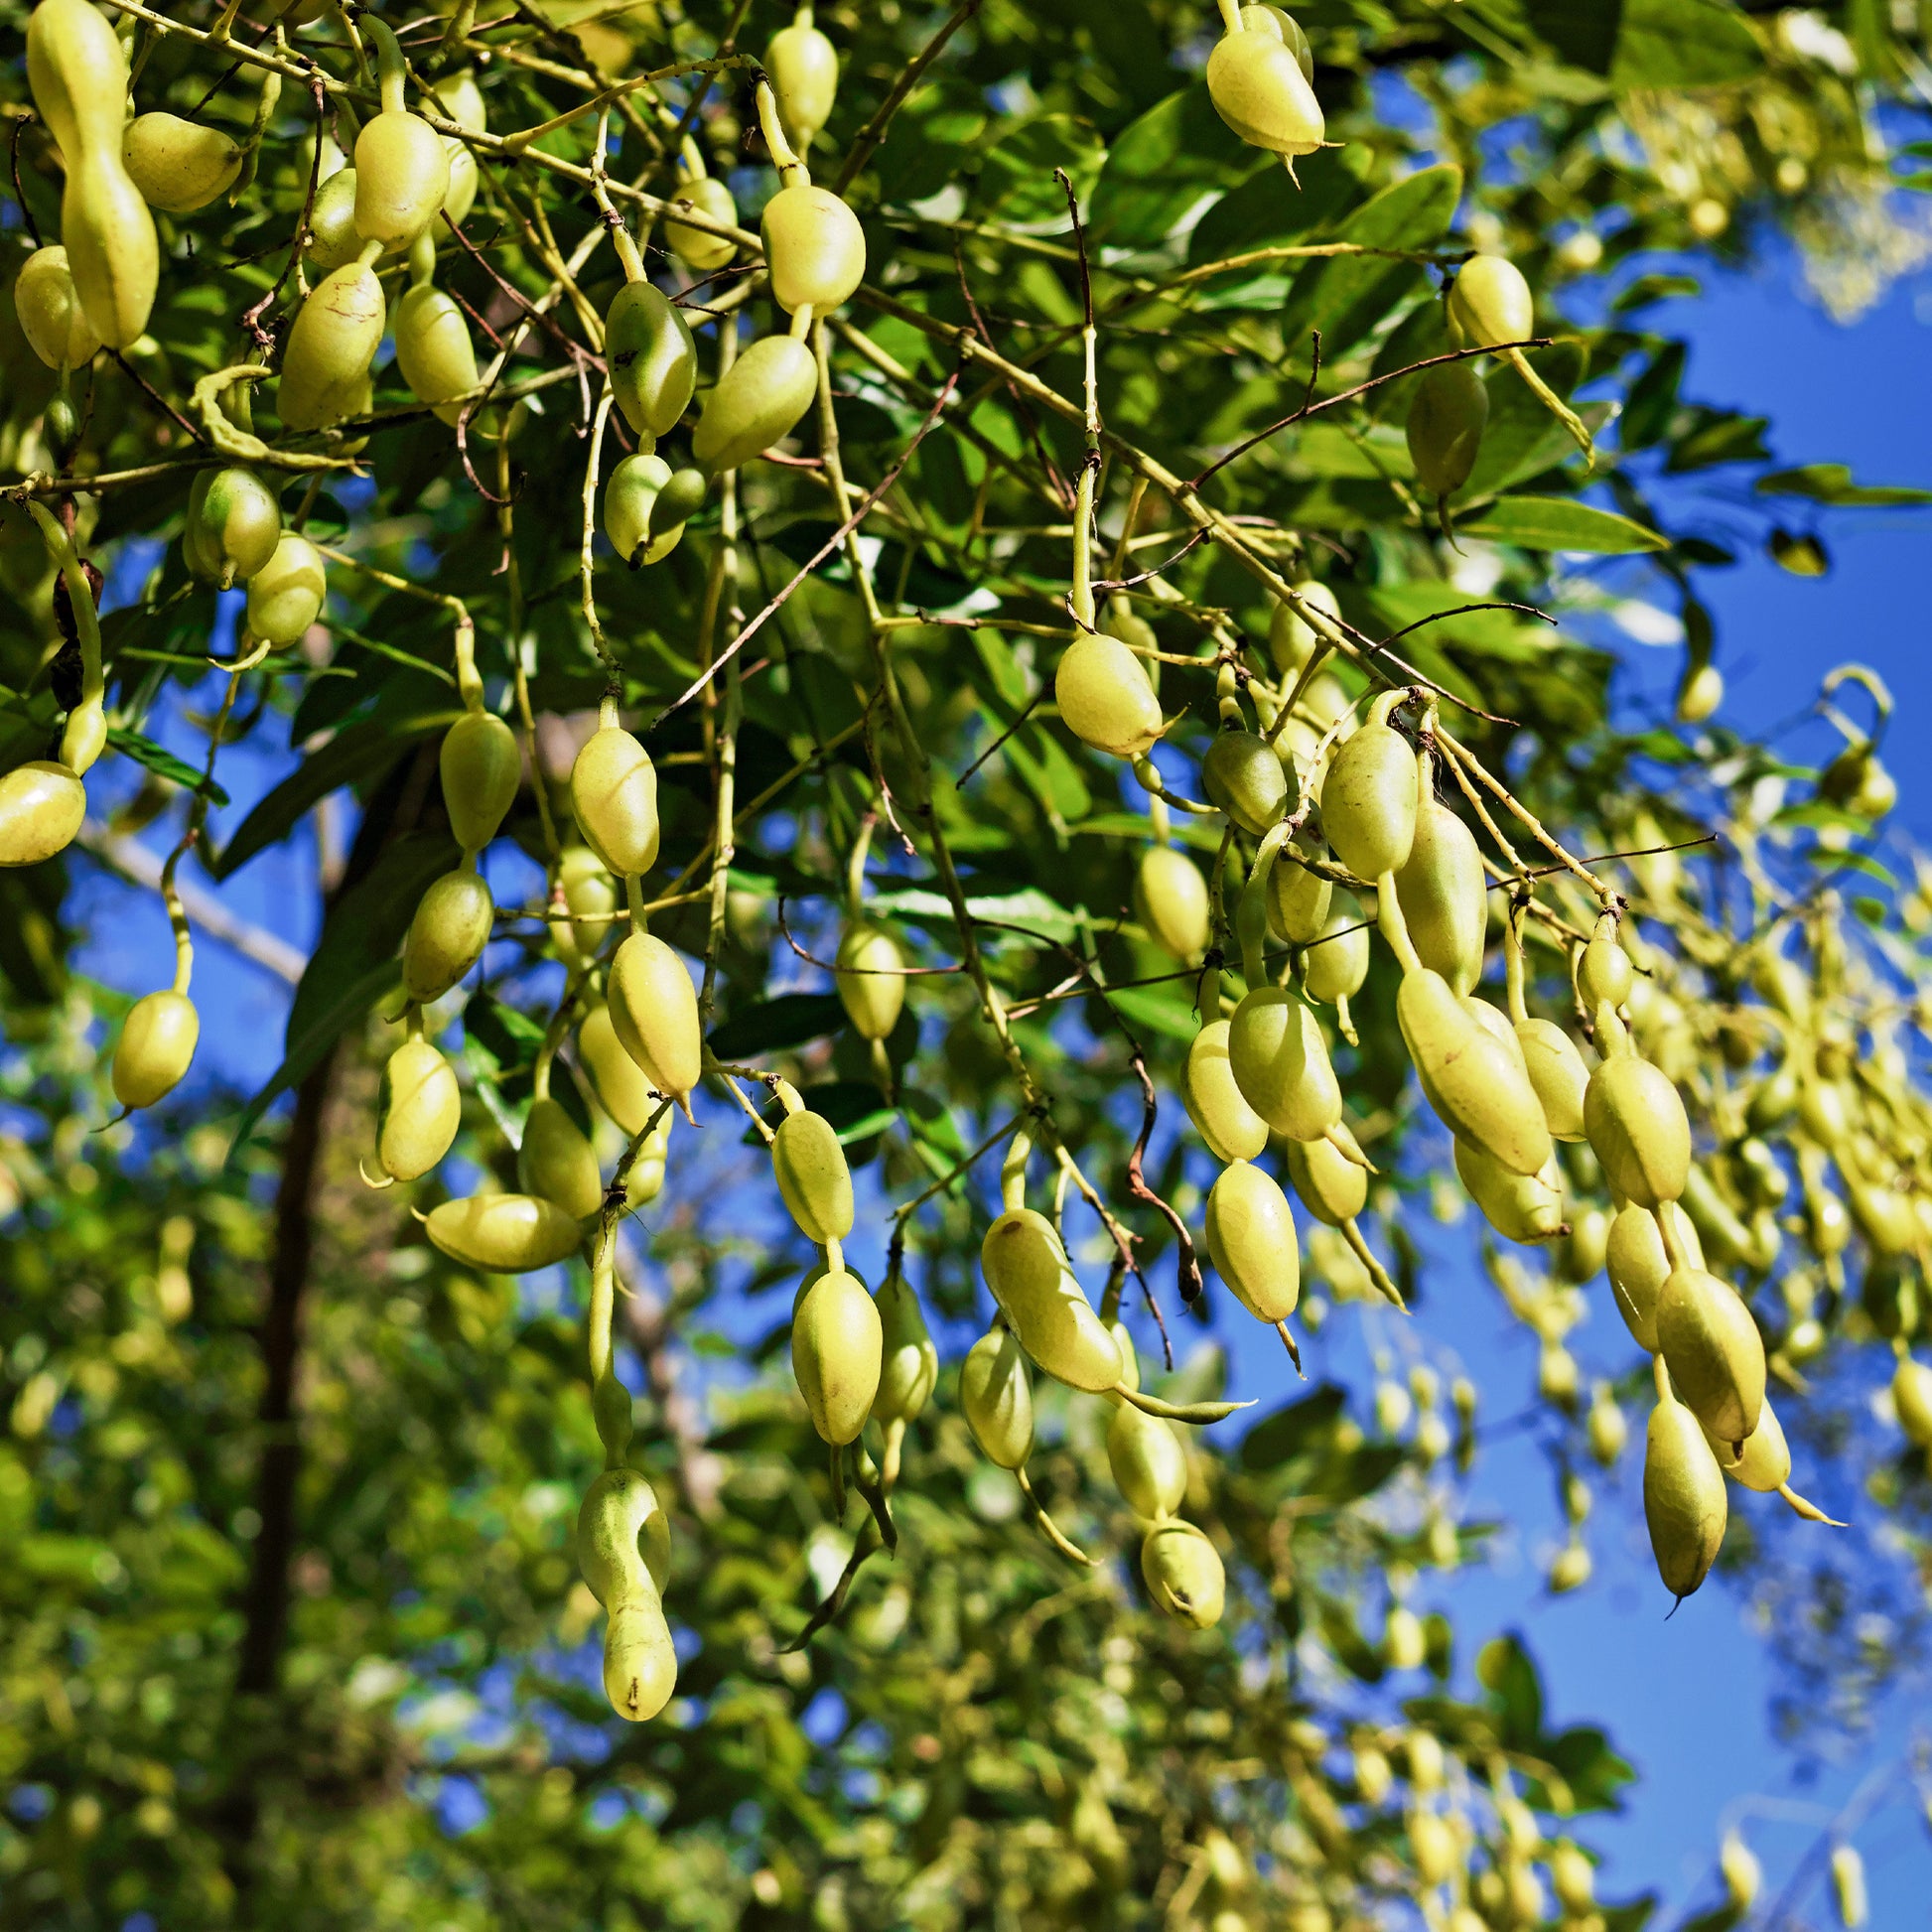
[1,0,1930,1924]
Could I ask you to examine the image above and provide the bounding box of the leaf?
[1458,496,1670,553]
[752,1080,899,1149]
[870,885,1081,947]
[709,992,849,1060]
[1756,463,1932,507]
[1664,406,1770,472]
[1461,345,1594,498]
[1608,0,1762,87]
[973,115,1105,226]
[1101,980,1203,1043]
[1090,84,1256,248]
[1242,1385,1347,1468]
[105,727,229,806]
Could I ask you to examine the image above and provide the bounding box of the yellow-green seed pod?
[1056,630,1164,759]
[1708,1395,1790,1493]
[517,1096,603,1221]
[245,533,327,645]
[771,1092,854,1243]
[1584,1052,1690,1208]
[1398,968,1552,1176]
[306,169,365,276]
[28,0,129,158]
[1409,1810,1458,1885]
[666,173,738,274]
[761,183,866,315]
[425,1192,585,1272]
[1721,1833,1761,1912]
[1322,700,1418,882]
[1268,851,1331,943]
[1587,1387,1627,1466]
[1270,580,1340,681]
[1406,359,1489,498]
[606,280,697,444]
[1448,255,1534,349]
[1204,1158,1301,1322]
[579,1001,654,1135]
[1579,916,1633,1010]
[1644,1392,1727,1598]
[1516,1017,1588,1142]
[393,282,479,426]
[0,760,86,868]
[1228,989,1341,1143]
[608,932,701,1110]
[1183,1020,1269,1164]
[552,846,620,971]
[111,990,199,1110]
[186,466,281,589]
[440,711,519,854]
[1892,1356,1932,1449]
[62,146,160,351]
[981,1208,1123,1392]
[872,1270,938,1427]
[1141,1519,1226,1627]
[433,70,486,226]
[1655,1265,1765,1448]
[123,111,242,214]
[569,725,659,878]
[1284,1132,1368,1227]
[576,1466,675,1721]
[278,259,386,432]
[1303,904,1368,1006]
[1107,1400,1187,1519]
[15,245,101,370]
[1454,1138,1564,1244]
[1393,793,1484,993]
[1135,844,1210,961]
[1563,1202,1610,1283]
[1549,1844,1594,1915]
[691,333,817,476]
[604,453,685,567]
[353,109,452,246]
[1204,25,1323,156]
[1848,1173,1915,1256]
[1203,730,1288,836]
[376,1035,460,1181]
[401,866,493,1004]
[1830,1845,1867,1930]
[622,1107,674,1210]
[1605,1200,1700,1351]
[767,13,840,148]
[835,920,904,1041]
[791,1266,882,1445]
[961,1324,1034,1468]
[1676,661,1723,724]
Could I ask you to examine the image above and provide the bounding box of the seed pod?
[691,333,817,476]
[666,172,738,273]
[376,1035,460,1181]
[1384,1603,1426,1670]
[1183,1020,1269,1164]
[1204,1158,1301,1322]
[1448,255,1534,348]
[1268,851,1331,943]
[0,760,86,868]
[623,1107,674,1210]
[1586,1387,1627,1465]
[354,109,451,246]
[834,920,904,1041]
[1562,1202,1609,1282]
[28,0,130,158]
[1393,792,1484,992]
[1453,1138,1564,1244]
[1142,1519,1226,1627]
[393,281,479,426]
[1656,1265,1765,1448]
[961,1324,1033,1468]
[401,867,493,1004]
[762,183,866,315]
[981,1208,1123,1391]
[771,1091,855,1243]
[605,453,686,568]
[517,1096,602,1221]
[278,259,386,432]
[1408,1809,1458,1884]
[872,1270,938,1426]
[1303,903,1368,1006]
[1830,1845,1866,1930]
[576,1466,675,1721]
[1406,359,1488,498]
[245,534,327,645]
[185,466,281,590]
[1284,1132,1368,1226]
[1892,1356,1932,1448]
[1676,661,1723,724]
[597,1594,678,1725]
[606,280,697,443]
[569,725,659,877]
[1228,989,1341,1143]
[123,112,242,213]
[1107,1400,1187,1519]
[1055,630,1164,759]
[1605,1200,1701,1351]
[608,932,702,1109]
[648,466,708,543]
[1322,698,1418,882]
[790,1266,881,1445]
[1398,969,1552,1176]
[1135,844,1209,961]
[433,70,486,225]
[1205,25,1324,156]
[1270,580,1340,680]
[1643,1390,1727,1598]
[551,846,619,971]
[1721,1833,1761,1911]
[1708,1394,1791,1493]
[1515,1017,1588,1141]
[1848,1173,1915,1255]
[1578,915,1632,1011]
[15,245,101,370]
[111,990,199,1110]
[1584,1051,1690,1207]
[767,12,839,148]
[64,148,161,350]
[1203,730,1288,835]
[306,169,365,275]
[440,711,519,854]
[425,1192,585,1271]
[579,1001,654,1134]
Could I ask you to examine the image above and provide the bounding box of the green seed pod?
[1584,1052,1690,1208]
[1448,255,1534,349]
[278,259,386,432]
[393,282,479,426]
[353,109,452,246]
[1398,969,1552,1176]
[306,169,366,275]
[1562,1202,1610,1283]
[1393,793,1484,993]
[425,1192,585,1272]
[1107,1400,1187,1519]
[1406,359,1489,497]
[1893,1356,1932,1448]
[569,725,659,877]
[58,137,159,353]
[649,467,708,542]
[1409,1810,1458,1886]
[1747,1056,1800,1131]
[1605,1200,1700,1350]
[1676,661,1723,724]
[1708,1395,1790,1493]
[961,1324,1034,1469]
[0,760,85,868]
[401,866,493,1004]
[1135,844,1209,961]
[606,280,697,443]
[608,932,702,1109]
[111,990,199,1110]
[761,183,866,315]
[1205,25,1323,156]
[691,333,817,476]
[186,466,281,589]
[1587,1387,1627,1466]
[1270,580,1340,681]
[440,711,519,854]
[123,111,242,213]
[1055,630,1164,759]
[835,920,904,1041]
[552,846,619,971]
[605,453,686,567]
[1655,1265,1765,1448]
[1269,854,1332,949]
[666,173,739,273]
[771,1090,855,1242]
[1303,904,1368,1006]
[1203,730,1288,835]
[1848,1173,1915,1255]
[767,13,840,149]
[791,1266,882,1445]
[623,1107,674,1210]
[28,0,130,159]
[1322,706,1418,884]
[1228,989,1341,1143]
[1183,1020,1269,1164]
[375,1035,460,1181]
[576,1466,675,1722]
[517,1096,603,1221]
[1579,916,1633,1010]
[579,1001,655,1135]
[1284,1131,1367,1226]
[1141,1519,1226,1627]
[1454,1138,1564,1244]
[15,245,101,370]
[1204,1158,1301,1322]
[434,70,486,226]
[981,1208,1123,1391]
[871,1270,938,1427]
[1644,1392,1727,1599]
[1680,1162,1752,1269]
[1515,1018,1588,1141]
[245,533,327,645]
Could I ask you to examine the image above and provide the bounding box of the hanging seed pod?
[1406,359,1489,498]
[1586,1386,1627,1465]
[354,106,452,247]
[1322,693,1418,882]
[871,1270,938,1426]
[1228,989,1342,1144]
[1183,1020,1269,1164]
[123,112,242,213]
[306,170,365,276]
[1605,1200,1701,1351]
[961,1324,1034,1468]
[1448,255,1534,349]
[1303,902,1368,1007]
[551,846,620,971]
[648,467,708,545]
[185,466,281,589]
[1721,1833,1761,1912]
[608,932,702,1112]
[1270,580,1340,681]
[1515,1018,1588,1142]
[1578,915,1633,1010]
[433,69,486,226]
[790,1265,882,1445]
[517,1096,603,1221]
[762,182,867,315]
[15,246,101,371]
[278,257,386,432]
[1393,791,1484,993]
[1141,1520,1226,1627]
[1284,1132,1368,1226]
[691,333,818,476]
[569,723,659,877]
[1707,1394,1792,1492]
[375,1035,461,1182]
[245,534,327,645]
[1643,1390,1727,1598]
[27,0,129,159]
[1656,1265,1765,1448]
[606,280,697,444]
[576,1467,675,1722]
[1584,1044,1691,1208]
[1453,1139,1564,1244]
[981,1209,1123,1392]
[111,991,199,1110]
[1204,1158,1302,1322]
[401,867,493,1004]
[1055,630,1164,759]
[1268,850,1331,943]
[393,280,479,426]
[1135,844,1210,961]
[1676,661,1723,724]
[1830,1845,1866,1930]
[1203,729,1288,835]
[1107,1400,1187,1520]
[605,453,686,568]
[440,711,519,854]
[1562,1203,1609,1282]
[425,1192,585,1271]
[623,1108,675,1210]
[767,7,840,149]
[0,760,86,868]
[1205,20,1324,156]
[835,920,905,1041]
[771,1085,855,1243]
[666,168,738,273]
[1398,969,1552,1176]
[579,1001,654,1135]
[1892,1356,1932,1448]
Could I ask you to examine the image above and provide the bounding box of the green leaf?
[1102,980,1204,1043]
[974,115,1104,226]
[753,1080,899,1149]
[1461,345,1594,498]
[1609,0,1762,87]
[709,992,849,1060]
[105,728,229,806]
[1756,463,1932,507]
[1458,496,1670,554]
[1090,84,1256,248]
[1242,1385,1347,1468]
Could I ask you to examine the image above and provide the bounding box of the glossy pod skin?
[960,1324,1033,1469]
[1203,730,1288,835]
[569,726,659,877]
[1107,1401,1187,1519]
[27,0,128,158]
[767,15,840,148]
[871,1271,939,1428]
[1228,989,1341,1143]
[1584,1051,1691,1208]
[576,1467,675,1721]
[393,284,479,426]
[375,1036,461,1181]
[63,149,160,350]
[353,111,451,246]
[306,170,366,276]
[440,711,520,853]
[1270,580,1340,680]
[1892,1358,1932,1448]
[186,467,281,589]
[606,282,697,443]
[402,868,493,1004]
[667,174,739,272]
[1322,705,1418,882]
[425,1192,585,1272]
[605,454,685,568]
[551,848,619,971]
[1268,853,1331,944]
[1605,1200,1701,1352]
[691,334,818,476]
[111,991,199,1110]
[123,113,242,213]
[1643,1392,1727,1598]
[1302,905,1368,1006]
[1182,1020,1268,1164]
[1284,1132,1368,1226]
[1204,27,1324,157]
[433,70,486,226]
[981,1208,1123,1391]
[609,933,702,1108]
[762,185,867,316]
[790,1267,883,1445]
[1204,1158,1301,1323]
[771,1100,855,1243]
[517,1097,603,1222]
[835,921,904,1041]
[15,246,101,371]
[1448,255,1535,349]
[1710,1396,1790,1493]
[1516,1018,1588,1142]
[246,534,328,645]
[1398,969,1553,1177]
[1406,359,1489,497]
[1135,845,1209,961]
[1453,1138,1564,1244]
[1655,1265,1765,1448]
[0,761,86,868]
[579,1002,656,1135]
[1055,631,1163,759]
[1141,1520,1226,1627]
[278,260,386,432]
[1393,794,1485,993]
